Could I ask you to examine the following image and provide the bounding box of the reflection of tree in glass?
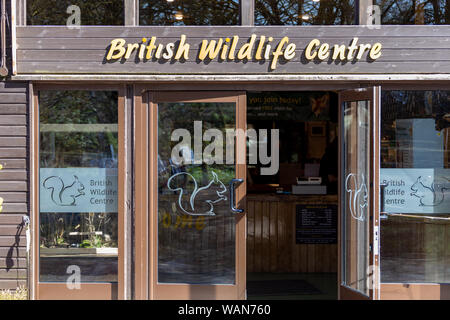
[255,0,355,25]
[375,0,450,24]
[27,0,124,25]
[39,91,118,168]
[140,0,240,25]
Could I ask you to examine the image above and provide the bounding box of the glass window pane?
[39,90,119,283]
[380,90,450,283]
[342,100,370,295]
[139,0,240,25]
[255,0,355,25]
[27,0,124,25]
[375,0,450,25]
[157,102,236,285]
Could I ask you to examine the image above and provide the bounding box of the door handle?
[380,183,388,220]
[229,178,244,213]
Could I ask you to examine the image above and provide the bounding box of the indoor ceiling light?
[302,14,310,20]
[175,12,183,20]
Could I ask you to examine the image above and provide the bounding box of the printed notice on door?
[381,168,450,215]
[40,168,118,213]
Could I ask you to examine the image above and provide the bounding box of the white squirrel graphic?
[43,175,85,206]
[345,173,368,221]
[167,171,227,216]
[410,176,450,207]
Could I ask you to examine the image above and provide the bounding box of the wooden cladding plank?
[0,148,27,158]
[16,25,450,38]
[0,269,27,279]
[0,258,27,269]
[0,104,27,115]
[0,94,27,104]
[0,236,25,247]
[0,170,27,181]
[0,126,27,136]
[0,181,27,192]
[0,247,26,257]
[0,193,27,203]
[16,48,450,62]
[0,82,28,93]
[0,137,27,147]
[0,225,25,237]
[0,115,27,125]
[0,203,28,213]
[16,60,450,75]
[0,214,27,224]
[0,280,26,290]
[0,159,27,169]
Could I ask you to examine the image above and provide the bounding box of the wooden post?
[124,0,138,26]
[356,0,374,25]
[240,0,254,26]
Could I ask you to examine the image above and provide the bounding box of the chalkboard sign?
[295,204,337,244]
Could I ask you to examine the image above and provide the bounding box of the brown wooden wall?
[0,81,29,290]
[247,194,337,273]
[14,26,450,75]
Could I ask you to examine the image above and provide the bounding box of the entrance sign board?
[16,26,449,75]
[40,168,118,213]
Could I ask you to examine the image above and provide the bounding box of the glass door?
[339,87,381,300]
[147,91,247,300]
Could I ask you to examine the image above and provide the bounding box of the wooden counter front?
[246,194,338,273]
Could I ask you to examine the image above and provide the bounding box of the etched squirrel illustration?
[167,171,227,216]
[43,175,85,206]
[345,173,368,221]
[410,176,450,207]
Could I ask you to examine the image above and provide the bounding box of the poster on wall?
[295,204,337,244]
[39,168,118,213]
[247,91,332,121]
[381,168,450,215]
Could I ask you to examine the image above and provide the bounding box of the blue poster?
[380,168,450,215]
[39,168,118,213]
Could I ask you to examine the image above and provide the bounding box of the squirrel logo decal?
[345,173,368,221]
[43,175,85,206]
[167,171,227,216]
[410,176,450,207]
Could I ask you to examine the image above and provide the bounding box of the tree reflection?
[27,0,124,25]
[140,0,240,25]
[376,0,450,24]
[255,0,355,25]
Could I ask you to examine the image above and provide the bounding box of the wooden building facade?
[1,0,450,300]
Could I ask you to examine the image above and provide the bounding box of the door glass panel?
[380,90,450,283]
[157,102,236,285]
[39,90,119,282]
[342,100,370,296]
